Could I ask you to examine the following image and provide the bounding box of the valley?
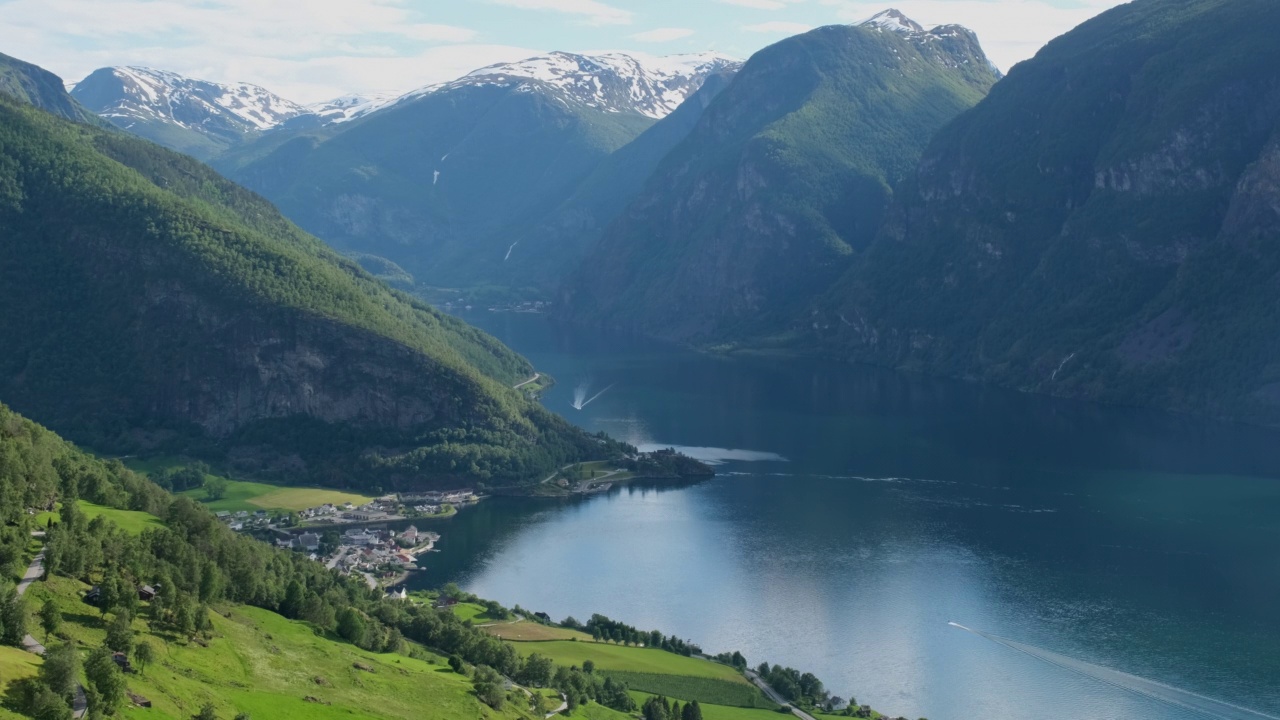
[0,0,1277,718]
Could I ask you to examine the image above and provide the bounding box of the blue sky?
[0,0,1127,104]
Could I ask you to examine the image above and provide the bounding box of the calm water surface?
[410,312,1280,720]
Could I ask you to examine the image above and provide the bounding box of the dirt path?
[513,373,541,390]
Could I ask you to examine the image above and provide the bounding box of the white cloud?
[487,0,632,26]
[742,21,815,34]
[716,0,805,9]
[400,24,481,44]
[630,27,697,43]
[817,0,1127,72]
[0,0,522,103]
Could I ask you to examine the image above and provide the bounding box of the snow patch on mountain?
[73,66,308,134]
[307,93,398,124]
[388,51,741,120]
[859,9,926,34]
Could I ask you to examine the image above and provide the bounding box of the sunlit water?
[406,312,1280,720]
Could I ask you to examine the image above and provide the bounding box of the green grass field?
[571,701,634,720]
[628,691,785,720]
[125,457,373,514]
[179,480,373,513]
[78,501,164,534]
[451,602,506,624]
[513,641,749,685]
[602,671,776,709]
[0,645,42,719]
[25,575,540,720]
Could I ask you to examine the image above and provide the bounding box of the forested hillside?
[0,400,618,718]
[216,54,737,295]
[559,17,998,342]
[0,401,855,719]
[816,0,1280,424]
[0,66,614,490]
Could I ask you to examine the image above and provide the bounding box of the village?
[213,489,478,589]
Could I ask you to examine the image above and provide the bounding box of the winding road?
[18,535,88,718]
[745,669,818,720]
[513,373,541,390]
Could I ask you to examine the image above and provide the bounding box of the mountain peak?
[394,51,741,120]
[859,8,926,34]
[70,66,308,157]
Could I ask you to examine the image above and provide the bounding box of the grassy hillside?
[26,576,534,720]
[0,78,620,489]
[0,400,870,719]
[513,642,747,683]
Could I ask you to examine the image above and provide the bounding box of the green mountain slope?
[0,52,99,124]
[0,87,608,489]
[218,82,655,294]
[816,0,1280,424]
[0,401,846,720]
[492,70,738,290]
[558,18,998,342]
[0,400,571,719]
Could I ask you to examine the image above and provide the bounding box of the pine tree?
[40,597,61,642]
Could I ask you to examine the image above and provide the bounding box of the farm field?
[451,602,507,624]
[179,480,373,513]
[124,457,373,513]
[628,691,784,720]
[78,501,164,534]
[512,641,750,684]
[602,671,775,709]
[484,621,593,642]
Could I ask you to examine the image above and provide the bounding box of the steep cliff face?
[558,19,998,341]
[0,51,100,124]
[817,0,1280,423]
[0,88,604,487]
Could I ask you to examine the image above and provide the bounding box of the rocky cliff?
[558,18,998,341]
[816,0,1280,424]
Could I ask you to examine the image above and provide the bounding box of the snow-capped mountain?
[71,67,309,157]
[857,9,1001,76]
[305,93,398,124]
[386,51,741,120]
[859,8,926,33]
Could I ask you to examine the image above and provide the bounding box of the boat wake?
[949,623,1279,720]
[572,381,614,410]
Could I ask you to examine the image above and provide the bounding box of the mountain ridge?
[71,66,310,158]
[0,57,613,489]
[813,0,1280,425]
[558,16,999,341]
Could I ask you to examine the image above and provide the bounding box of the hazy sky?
[0,0,1128,104]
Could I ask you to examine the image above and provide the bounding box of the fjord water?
[416,312,1280,720]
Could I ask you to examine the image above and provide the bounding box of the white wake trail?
[949,623,1279,720]
[574,383,614,410]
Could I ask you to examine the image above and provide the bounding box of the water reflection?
[413,312,1280,720]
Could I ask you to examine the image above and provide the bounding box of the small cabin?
[112,652,133,672]
[533,611,552,623]
[137,585,157,602]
